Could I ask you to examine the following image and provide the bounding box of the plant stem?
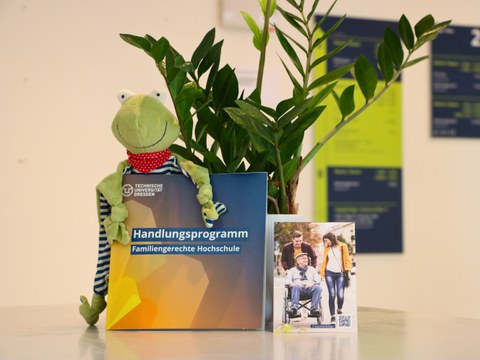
[286,4,315,211]
[273,129,287,214]
[256,0,273,96]
[301,11,314,93]
[268,195,280,214]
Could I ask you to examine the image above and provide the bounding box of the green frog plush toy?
[79,90,226,325]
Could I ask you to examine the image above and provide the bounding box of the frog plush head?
[111,90,180,154]
[109,89,224,227]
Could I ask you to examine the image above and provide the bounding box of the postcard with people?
[106,172,267,330]
[273,222,357,332]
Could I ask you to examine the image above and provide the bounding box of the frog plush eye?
[117,89,135,104]
[149,90,167,104]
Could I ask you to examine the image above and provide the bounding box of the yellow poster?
[314,16,403,253]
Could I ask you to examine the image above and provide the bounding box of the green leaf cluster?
[303,13,450,173]
[120,0,450,214]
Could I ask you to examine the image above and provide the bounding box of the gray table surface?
[1,304,479,359]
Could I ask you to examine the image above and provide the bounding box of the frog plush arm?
[96,160,131,245]
[79,160,130,326]
[175,154,225,228]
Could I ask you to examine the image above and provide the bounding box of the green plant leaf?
[384,28,404,68]
[280,106,326,145]
[175,84,202,103]
[253,30,268,51]
[402,55,430,69]
[279,57,303,94]
[311,39,351,69]
[241,11,262,47]
[196,107,221,141]
[191,28,216,68]
[338,85,355,118]
[212,65,239,111]
[225,125,249,162]
[203,151,228,173]
[413,20,451,51]
[198,40,223,78]
[285,0,302,10]
[194,121,209,146]
[282,157,300,183]
[403,55,430,69]
[277,98,312,128]
[258,0,276,17]
[399,15,414,51]
[226,154,246,173]
[165,53,188,97]
[225,107,274,146]
[145,34,157,45]
[307,82,337,109]
[248,100,277,118]
[413,32,438,51]
[150,37,170,63]
[377,42,394,83]
[170,144,203,165]
[275,26,305,77]
[429,20,452,34]
[181,114,194,146]
[267,180,279,198]
[236,101,275,128]
[313,7,344,42]
[248,151,273,173]
[280,134,303,162]
[308,63,353,91]
[414,14,435,38]
[258,0,267,15]
[189,138,210,155]
[174,56,193,72]
[277,7,307,37]
[276,97,296,117]
[354,55,378,102]
[306,0,321,21]
[221,126,236,160]
[276,30,307,54]
[119,34,151,51]
[269,0,277,16]
[204,59,220,96]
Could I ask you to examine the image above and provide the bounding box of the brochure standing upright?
[106,172,267,330]
[273,222,357,332]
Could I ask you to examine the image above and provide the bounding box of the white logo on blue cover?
[122,184,134,197]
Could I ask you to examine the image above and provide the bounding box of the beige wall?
[1,0,479,320]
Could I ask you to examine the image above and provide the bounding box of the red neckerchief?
[127,149,171,173]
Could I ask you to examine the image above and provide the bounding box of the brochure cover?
[273,222,357,332]
[106,172,267,330]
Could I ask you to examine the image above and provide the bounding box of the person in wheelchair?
[285,253,322,317]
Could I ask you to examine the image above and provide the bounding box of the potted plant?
[119,0,450,215]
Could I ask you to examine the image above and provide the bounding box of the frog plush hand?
[79,90,226,326]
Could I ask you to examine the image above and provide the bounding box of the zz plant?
[119,0,450,214]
